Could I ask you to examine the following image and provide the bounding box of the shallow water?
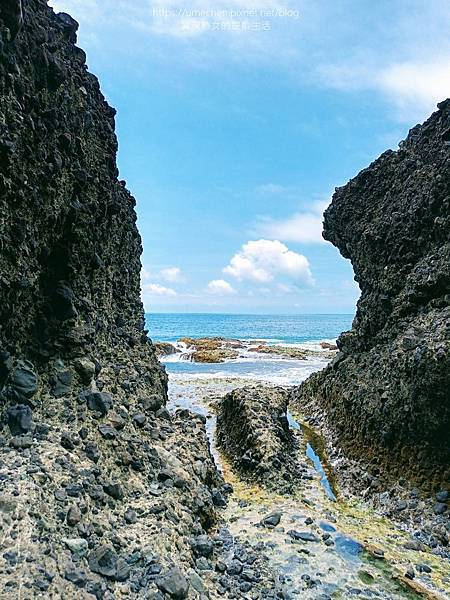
[163,345,450,600]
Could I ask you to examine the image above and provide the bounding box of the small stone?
[211,488,227,507]
[103,482,123,500]
[84,391,113,416]
[67,506,81,526]
[64,567,87,587]
[61,432,76,451]
[98,424,117,439]
[132,413,146,427]
[156,566,190,599]
[7,405,32,436]
[64,538,89,558]
[433,502,447,514]
[395,500,408,511]
[188,570,205,594]
[140,395,164,413]
[54,489,67,502]
[51,371,72,398]
[124,509,137,524]
[8,361,38,403]
[66,483,83,498]
[261,511,282,528]
[417,564,432,574]
[109,413,126,430]
[405,568,415,580]
[88,545,118,579]
[227,560,242,576]
[436,490,449,503]
[190,535,214,558]
[287,530,320,543]
[74,358,96,384]
[84,443,100,462]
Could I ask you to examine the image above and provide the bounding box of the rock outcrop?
[292,101,450,488]
[0,2,229,597]
[217,386,306,493]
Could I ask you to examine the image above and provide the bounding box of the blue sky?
[49,0,450,314]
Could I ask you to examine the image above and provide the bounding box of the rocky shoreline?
[1,1,449,598]
[155,338,337,363]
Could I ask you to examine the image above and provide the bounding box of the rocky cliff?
[0,2,232,597]
[293,101,450,489]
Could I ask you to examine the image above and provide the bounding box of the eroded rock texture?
[0,0,146,360]
[293,101,450,488]
[217,386,305,493]
[0,2,233,597]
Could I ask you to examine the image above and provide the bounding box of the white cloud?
[318,58,450,122]
[206,279,236,296]
[160,266,183,282]
[143,283,177,297]
[223,239,313,285]
[256,199,329,244]
[376,59,450,116]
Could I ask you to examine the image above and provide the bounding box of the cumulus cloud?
[160,266,183,282]
[256,200,329,244]
[206,279,236,295]
[142,283,177,297]
[223,239,313,285]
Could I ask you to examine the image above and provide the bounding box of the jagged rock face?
[217,386,304,493]
[0,3,234,597]
[294,101,450,487]
[0,0,145,360]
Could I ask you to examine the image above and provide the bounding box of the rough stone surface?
[217,385,304,492]
[0,2,229,597]
[292,101,450,488]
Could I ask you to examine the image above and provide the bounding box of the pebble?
[6,404,32,435]
[261,511,282,528]
[156,566,190,598]
[287,530,320,543]
[436,490,449,503]
[433,502,447,515]
[67,506,81,526]
[84,391,113,416]
[191,535,214,558]
[63,538,89,557]
[98,424,117,439]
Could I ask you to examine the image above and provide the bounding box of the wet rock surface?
[292,102,450,489]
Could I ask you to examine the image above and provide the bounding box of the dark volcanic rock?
[292,101,450,487]
[6,404,32,435]
[156,566,190,599]
[217,385,301,491]
[0,2,268,598]
[0,0,168,374]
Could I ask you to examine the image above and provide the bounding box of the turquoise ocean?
[145,313,353,385]
[145,313,353,345]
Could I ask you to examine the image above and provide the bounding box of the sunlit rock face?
[294,100,450,487]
